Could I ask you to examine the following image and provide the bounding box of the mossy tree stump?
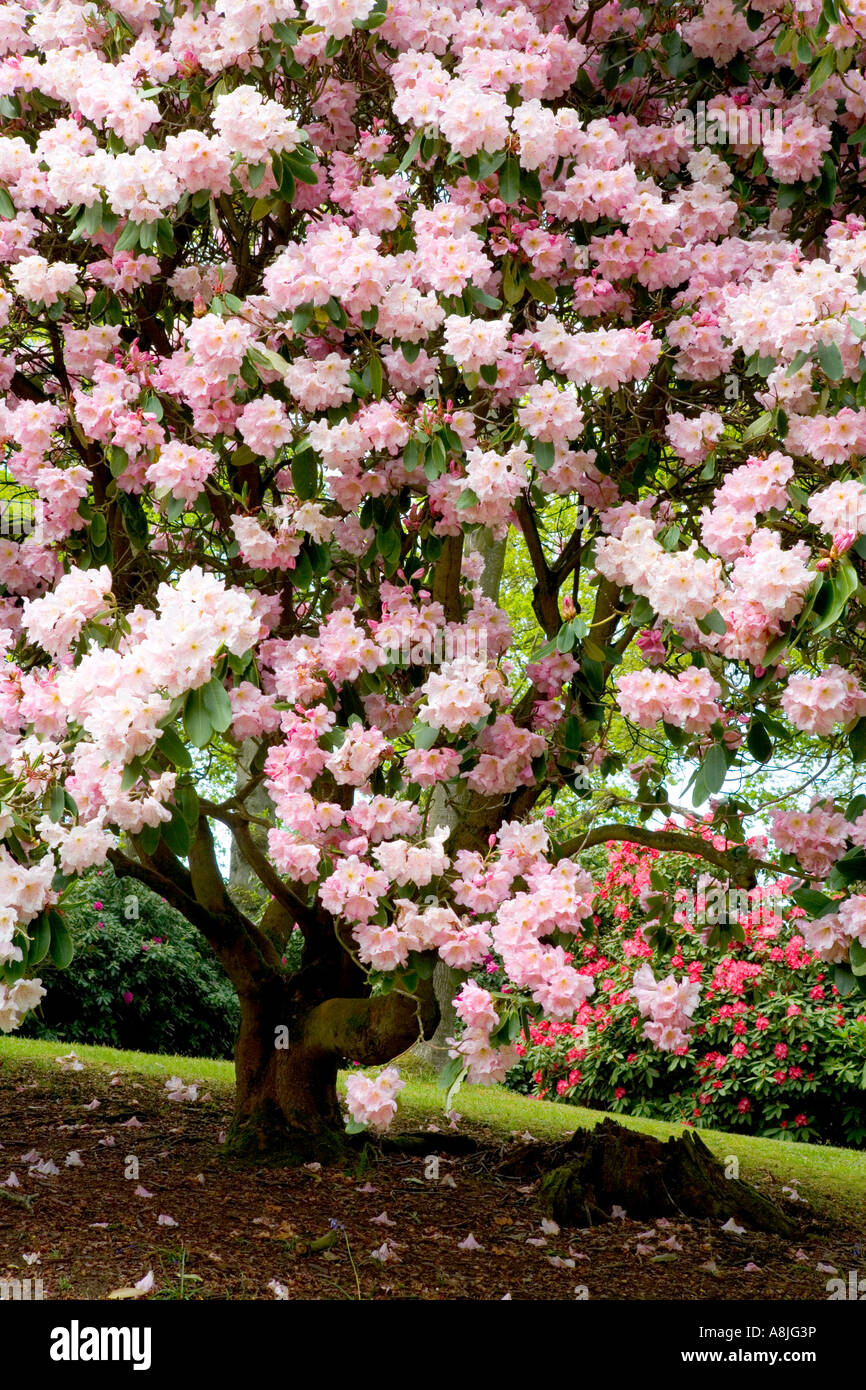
[536,1119,796,1236]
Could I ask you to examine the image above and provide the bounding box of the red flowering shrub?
[501,842,866,1146]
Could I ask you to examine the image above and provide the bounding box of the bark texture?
[533,1119,796,1235]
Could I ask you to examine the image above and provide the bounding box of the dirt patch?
[0,1060,860,1301]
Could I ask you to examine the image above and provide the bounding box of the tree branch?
[515,495,560,638]
[304,983,437,1062]
[108,841,282,988]
[554,823,763,887]
[200,798,326,945]
[431,533,464,622]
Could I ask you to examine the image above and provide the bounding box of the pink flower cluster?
[616,668,723,734]
[781,665,866,736]
[631,963,701,1051]
[344,1066,405,1132]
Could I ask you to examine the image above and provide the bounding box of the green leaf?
[850,940,866,977]
[105,444,127,478]
[247,344,288,378]
[526,277,555,304]
[292,304,314,334]
[532,440,555,471]
[161,803,191,858]
[431,433,448,470]
[437,1055,464,1093]
[833,964,858,997]
[816,340,844,381]
[137,824,160,857]
[828,846,866,887]
[183,687,212,749]
[809,49,835,93]
[479,362,497,386]
[791,888,837,917]
[411,721,438,750]
[499,155,520,205]
[850,717,866,765]
[501,258,524,306]
[292,451,318,501]
[48,913,74,970]
[113,220,143,252]
[369,352,383,398]
[697,608,727,636]
[26,914,51,968]
[746,719,773,763]
[0,187,14,219]
[120,758,144,793]
[398,129,423,173]
[702,743,728,795]
[203,677,233,734]
[811,559,858,634]
[630,597,654,626]
[282,151,319,186]
[378,525,403,575]
[816,155,837,209]
[786,348,812,377]
[742,410,773,443]
[456,487,479,509]
[156,724,192,770]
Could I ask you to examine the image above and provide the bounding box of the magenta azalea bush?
[504,840,866,1146]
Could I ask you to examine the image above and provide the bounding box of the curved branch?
[304,982,438,1063]
[108,843,282,988]
[555,823,764,886]
[200,798,326,944]
[515,495,560,638]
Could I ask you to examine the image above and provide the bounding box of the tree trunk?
[223,972,438,1161]
[227,985,346,1163]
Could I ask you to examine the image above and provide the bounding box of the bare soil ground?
[1,1060,861,1301]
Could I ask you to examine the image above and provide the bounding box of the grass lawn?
[3,1034,864,1218]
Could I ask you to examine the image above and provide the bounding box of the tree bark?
[225,971,438,1161]
[228,984,345,1162]
[505,1119,797,1236]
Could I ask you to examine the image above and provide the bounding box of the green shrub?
[20,864,239,1059]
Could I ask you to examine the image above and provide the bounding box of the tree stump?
[536,1119,796,1236]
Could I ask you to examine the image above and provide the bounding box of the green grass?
[0,1035,233,1088]
[3,1035,864,1213]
